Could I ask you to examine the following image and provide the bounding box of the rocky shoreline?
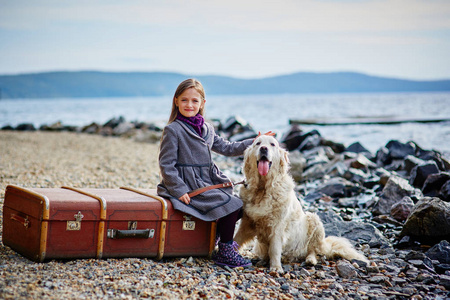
[1,116,450,299]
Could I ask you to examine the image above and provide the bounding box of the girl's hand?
[179,193,191,204]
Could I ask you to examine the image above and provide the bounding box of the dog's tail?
[322,236,368,263]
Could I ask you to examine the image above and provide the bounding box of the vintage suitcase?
[2,185,216,262]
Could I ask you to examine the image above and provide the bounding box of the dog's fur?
[234,135,368,272]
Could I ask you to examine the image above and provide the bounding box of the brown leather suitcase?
[2,185,216,262]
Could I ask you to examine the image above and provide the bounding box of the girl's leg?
[213,209,251,268]
[216,209,241,242]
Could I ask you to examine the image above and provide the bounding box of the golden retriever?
[234,135,368,272]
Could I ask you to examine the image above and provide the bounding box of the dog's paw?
[269,265,284,273]
[305,254,318,266]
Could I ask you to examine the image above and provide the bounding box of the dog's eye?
[270,143,275,147]
[255,142,261,146]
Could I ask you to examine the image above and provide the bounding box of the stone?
[349,154,377,170]
[82,122,100,134]
[221,116,249,134]
[280,125,305,151]
[103,116,125,129]
[229,130,258,142]
[15,123,36,131]
[390,196,415,222]
[112,122,135,136]
[440,180,450,201]
[318,210,390,248]
[385,140,416,159]
[288,151,306,182]
[345,141,371,156]
[426,240,450,264]
[403,155,426,174]
[422,172,450,197]
[298,132,322,151]
[373,175,422,216]
[375,146,391,167]
[400,197,450,243]
[335,260,358,278]
[409,162,440,189]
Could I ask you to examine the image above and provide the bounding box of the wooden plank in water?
[289,116,450,126]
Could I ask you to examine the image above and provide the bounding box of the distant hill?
[0,71,449,99]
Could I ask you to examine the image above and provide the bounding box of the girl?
[157,78,253,268]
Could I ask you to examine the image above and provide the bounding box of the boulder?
[298,132,322,151]
[400,197,450,243]
[440,180,450,201]
[402,155,425,175]
[133,129,162,143]
[318,210,390,248]
[221,116,250,135]
[385,140,416,159]
[280,125,304,151]
[390,196,415,222]
[288,151,306,182]
[103,116,125,129]
[229,130,257,142]
[373,175,422,216]
[422,172,450,198]
[426,240,450,264]
[345,141,371,155]
[15,123,36,131]
[113,122,135,136]
[81,122,100,134]
[409,161,440,188]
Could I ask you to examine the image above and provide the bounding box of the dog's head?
[243,135,289,179]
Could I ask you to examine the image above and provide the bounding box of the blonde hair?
[168,78,206,123]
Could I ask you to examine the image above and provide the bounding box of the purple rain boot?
[212,241,252,268]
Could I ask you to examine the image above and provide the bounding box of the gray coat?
[157,119,252,221]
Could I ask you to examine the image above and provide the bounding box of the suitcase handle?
[107,228,155,239]
[11,214,30,229]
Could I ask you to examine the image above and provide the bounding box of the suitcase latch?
[182,215,196,231]
[67,211,84,231]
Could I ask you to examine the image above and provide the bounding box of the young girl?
[157,78,253,268]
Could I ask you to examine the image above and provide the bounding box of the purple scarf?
[176,112,205,136]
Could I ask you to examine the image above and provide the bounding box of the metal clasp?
[67,211,84,231]
[182,215,196,231]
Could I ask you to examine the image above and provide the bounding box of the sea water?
[1,92,449,154]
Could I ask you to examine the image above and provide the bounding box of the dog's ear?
[279,148,290,173]
[243,147,253,176]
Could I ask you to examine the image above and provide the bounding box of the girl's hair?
[168,78,206,123]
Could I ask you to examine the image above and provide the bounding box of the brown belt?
[188,180,244,198]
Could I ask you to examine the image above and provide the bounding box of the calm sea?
[1,92,449,155]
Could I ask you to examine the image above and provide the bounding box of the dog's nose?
[260,146,268,155]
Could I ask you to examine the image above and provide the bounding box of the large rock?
[441,181,450,201]
[409,161,440,188]
[422,172,450,198]
[400,197,450,243]
[15,123,36,131]
[385,140,416,160]
[288,151,306,182]
[390,196,415,222]
[318,210,390,248]
[372,175,422,216]
[426,240,450,264]
[103,116,125,129]
[345,141,371,156]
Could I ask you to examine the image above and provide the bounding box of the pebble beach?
[1,131,450,299]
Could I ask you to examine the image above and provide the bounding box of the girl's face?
[175,87,206,118]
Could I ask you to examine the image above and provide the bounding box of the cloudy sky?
[1,0,449,80]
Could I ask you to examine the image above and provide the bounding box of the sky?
[1,0,450,80]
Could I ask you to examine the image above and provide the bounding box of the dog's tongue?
[258,160,270,176]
